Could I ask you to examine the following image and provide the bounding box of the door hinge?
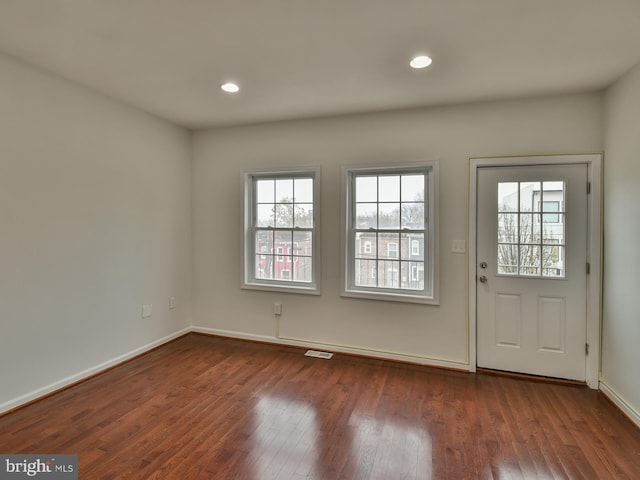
[587,182,591,194]
[585,343,590,355]
[586,262,590,275]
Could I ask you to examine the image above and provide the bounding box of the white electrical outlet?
[169,297,176,309]
[273,302,282,315]
[142,304,153,318]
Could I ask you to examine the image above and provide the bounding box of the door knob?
[479,275,488,283]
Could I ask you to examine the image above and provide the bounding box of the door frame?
[468,154,603,389]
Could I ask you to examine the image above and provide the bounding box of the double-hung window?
[342,163,438,304]
[242,168,320,294]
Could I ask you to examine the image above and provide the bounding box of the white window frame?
[242,166,320,295]
[341,162,439,304]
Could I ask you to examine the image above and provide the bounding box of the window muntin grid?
[251,175,315,285]
[351,171,428,292]
[497,181,565,278]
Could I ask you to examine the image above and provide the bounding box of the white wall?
[602,62,640,420]
[192,94,603,366]
[0,53,192,411]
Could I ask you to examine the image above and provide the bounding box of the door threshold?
[477,368,587,387]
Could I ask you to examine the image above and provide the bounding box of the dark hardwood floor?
[1,333,639,479]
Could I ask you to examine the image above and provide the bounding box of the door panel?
[494,293,521,347]
[537,296,565,352]
[476,164,587,381]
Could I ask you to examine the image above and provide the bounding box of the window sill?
[341,289,439,305]
[242,282,320,296]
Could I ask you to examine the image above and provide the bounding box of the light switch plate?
[451,240,466,254]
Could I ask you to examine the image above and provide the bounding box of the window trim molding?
[241,166,321,295]
[340,162,440,305]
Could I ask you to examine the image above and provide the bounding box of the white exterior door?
[476,163,588,381]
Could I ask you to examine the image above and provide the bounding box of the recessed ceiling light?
[410,55,432,69]
[220,82,240,93]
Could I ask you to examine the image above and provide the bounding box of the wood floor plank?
[1,333,639,479]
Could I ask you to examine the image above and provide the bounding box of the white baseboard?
[0,327,191,415]
[191,326,470,372]
[599,380,640,429]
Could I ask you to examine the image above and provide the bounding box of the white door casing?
[468,154,602,388]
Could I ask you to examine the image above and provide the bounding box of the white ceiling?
[1,0,639,129]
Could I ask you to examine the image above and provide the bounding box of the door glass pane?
[542,245,564,278]
[497,244,518,274]
[520,214,540,244]
[542,214,564,245]
[497,181,566,278]
[498,182,518,212]
[542,201,560,223]
[498,214,518,242]
[543,181,564,211]
[519,245,541,276]
[520,182,540,212]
